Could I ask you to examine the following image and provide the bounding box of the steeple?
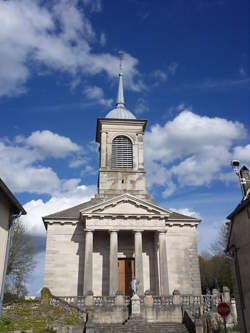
[105,52,136,120]
[116,53,125,108]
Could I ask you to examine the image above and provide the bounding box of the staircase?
[86,316,189,333]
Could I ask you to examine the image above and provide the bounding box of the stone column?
[109,230,118,296]
[158,230,169,296]
[83,230,93,295]
[134,230,144,296]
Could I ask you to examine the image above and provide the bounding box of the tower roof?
[105,54,136,120]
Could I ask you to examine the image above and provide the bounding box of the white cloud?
[0,130,89,194]
[170,207,201,219]
[25,130,81,157]
[152,70,168,82]
[151,62,178,86]
[144,109,248,196]
[0,140,60,194]
[21,183,96,236]
[83,85,113,107]
[233,144,250,164]
[0,0,142,97]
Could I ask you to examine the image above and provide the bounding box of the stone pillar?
[134,230,144,296]
[158,230,169,296]
[109,230,118,296]
[83,230,93,295]
[100,131,107,168]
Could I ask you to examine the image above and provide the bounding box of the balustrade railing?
[58,291,222,316]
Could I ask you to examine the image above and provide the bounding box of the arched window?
[111,136,133,168]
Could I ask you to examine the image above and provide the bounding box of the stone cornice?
[44,219,79,225]
[166,221,199,228]
[83,214,166,219]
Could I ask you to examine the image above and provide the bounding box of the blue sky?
[0,0,249,296]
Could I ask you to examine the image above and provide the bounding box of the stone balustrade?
[57,286,237,327]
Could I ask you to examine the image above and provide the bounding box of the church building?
[43,66,202,299]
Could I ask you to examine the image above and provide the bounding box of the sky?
[0,0,249,296]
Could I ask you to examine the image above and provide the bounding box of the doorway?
[118,258,135,296]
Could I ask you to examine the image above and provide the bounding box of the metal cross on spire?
[119,51,123,73]
[116,51,125,108]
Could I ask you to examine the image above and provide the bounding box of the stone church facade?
[43,69,201,299]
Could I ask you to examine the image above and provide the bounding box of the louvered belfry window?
[111,136,133,168]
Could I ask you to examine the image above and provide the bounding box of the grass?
[0,299,83,332]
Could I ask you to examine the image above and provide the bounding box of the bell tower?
[96,57,149,200]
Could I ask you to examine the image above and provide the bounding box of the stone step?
[86,322,188,333]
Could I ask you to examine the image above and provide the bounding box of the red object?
[218,302,231,317]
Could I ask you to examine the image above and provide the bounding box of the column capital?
[109,229,119,233]
[134,229,144,233]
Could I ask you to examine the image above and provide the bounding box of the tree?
[4,219,35,299]
[199,224,233,294]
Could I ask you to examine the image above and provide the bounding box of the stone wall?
[166,225,201,295]
[230,207,250,333]
[44,223,85,296]
[44,223,201,297]
[97,120,148,199]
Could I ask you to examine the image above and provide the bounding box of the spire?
[116,52,125,108]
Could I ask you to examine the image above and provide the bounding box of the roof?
[227,195,250,220]
[43,195,200,223]
[226,195,250,252]
[43,197,104,220]
[0,178,26,215]
[168,210,200,221]
[106,107,136,119]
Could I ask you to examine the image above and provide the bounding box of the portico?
[83,229,169,297]
[81,193,170,297]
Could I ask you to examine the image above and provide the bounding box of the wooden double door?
[118,258,135,296]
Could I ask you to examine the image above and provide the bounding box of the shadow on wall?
[94,231,110,296]
[71,222,85,296]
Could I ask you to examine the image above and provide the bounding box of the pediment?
[80,193,170,217]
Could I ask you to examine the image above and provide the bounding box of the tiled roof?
[168,211,199,221]
[43,195,200,222]
[43,197,103,219]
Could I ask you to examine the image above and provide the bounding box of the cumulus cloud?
[0,0,142,97]
[0,130,88,194]
[83,85,113,107]
[233,144,250,164]
[21,183,96,236]
[144,109,248,196]
[25,130,81,157]
[0,140,60,194]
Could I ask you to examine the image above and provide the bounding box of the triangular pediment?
[80,193,170,217]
